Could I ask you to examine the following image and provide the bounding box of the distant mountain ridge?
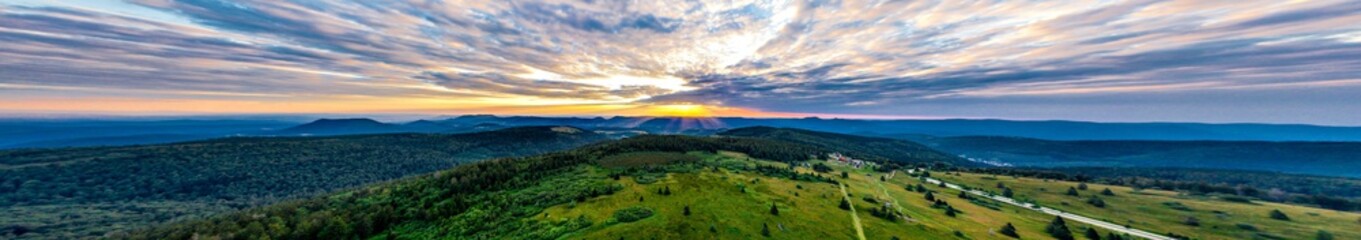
[7,115,1361,149]
[416,115,1361,141]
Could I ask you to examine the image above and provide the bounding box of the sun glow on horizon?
[641,104,714,117]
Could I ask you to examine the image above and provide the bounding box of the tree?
[944,205,958,217]
[1078,183,1089,190]
[1269,209,1290,221]
[1106,233,1124,240]
[769,203,779,216]
[1047,216,1074,240]
[1066,187,1080,196]
[958,191,971,199]
[925,191,936,201]
[1317,230,1334,240]
[841,171,849,178]
[1101,188,1115,196]
[684,205,691,216]
[1085,228,1101,240]
[999,223,1020,238]
[997,182,1006,189]
[880,176,886,181]
[1003,187,1014,198]
[938,181,946,188]
[761,223,771,237]
[839,198,851,210]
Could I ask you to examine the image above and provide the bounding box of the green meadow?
[934,172,1361,240]
[537,151,1118,240]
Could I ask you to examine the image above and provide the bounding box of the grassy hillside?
[116,134,1361,240]
[719,127,971,167]
[903,135,1361,178]
[0,126,607,239]
[933,172,1361,240]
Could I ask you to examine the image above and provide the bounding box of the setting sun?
[643,104,713,117]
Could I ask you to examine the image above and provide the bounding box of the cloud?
[1,0,1360,124]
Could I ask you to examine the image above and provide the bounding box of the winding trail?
[839,183,868,240]
[907,169,1175,240]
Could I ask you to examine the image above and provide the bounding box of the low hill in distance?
[717,126,972,167]
[0,126,607,239]
[0,119,298,149]
[122,135,1361,240]
[902,135,1361,178]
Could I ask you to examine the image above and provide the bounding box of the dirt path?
[874,171,911,221]
[909,169,1175,240]
[839,183,868,240]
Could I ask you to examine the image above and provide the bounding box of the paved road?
[906,170,1175,240]
[839,183,868,240]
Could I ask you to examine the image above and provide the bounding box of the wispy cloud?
[1,0,1359,124]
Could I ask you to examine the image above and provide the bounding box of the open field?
[538,151,1116,239]
[935,172,1361,240]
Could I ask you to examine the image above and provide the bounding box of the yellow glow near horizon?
[642,104,714,117]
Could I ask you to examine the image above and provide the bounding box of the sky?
[1,0,1360,125]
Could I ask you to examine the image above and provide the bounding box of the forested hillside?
[0,126,607,239]
[718,127,971,167]
[119,134,840,239]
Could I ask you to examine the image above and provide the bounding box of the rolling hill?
[117,135,1361,240]
[0,126,607,239]
[717,126,972,167]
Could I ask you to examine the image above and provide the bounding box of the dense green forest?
[902,135,1361,177]
[718,127,971,168]
[119,135,850,239]
[0,126,607,239]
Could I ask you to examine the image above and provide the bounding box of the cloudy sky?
[2,0,1360,125]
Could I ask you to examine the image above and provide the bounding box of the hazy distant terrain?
[8,116,1361,150]
[899,135,1361,178]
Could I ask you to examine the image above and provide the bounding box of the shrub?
[1269,209,1290,221]
[612,206,654,223]
[999,223,1020,238]
[1086,197,1106,208]
[1101,188,1115,196]
[1183,216,1200,226]
[1235,223,1258,231]
[1317,230,1334,240]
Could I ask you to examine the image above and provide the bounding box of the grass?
[935,172,1361,240]
[537,152,1118,239]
